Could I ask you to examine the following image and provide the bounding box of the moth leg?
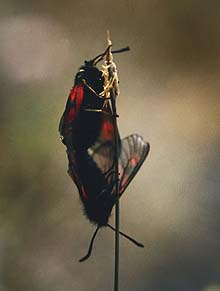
[79,226,100,262]
[107,224,144,248]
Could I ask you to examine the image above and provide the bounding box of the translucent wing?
[90,132,150,197]
[118,134,150,195]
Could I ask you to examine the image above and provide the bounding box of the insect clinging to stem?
[59,39,150,262]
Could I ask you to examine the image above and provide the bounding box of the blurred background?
[0,0,220,290]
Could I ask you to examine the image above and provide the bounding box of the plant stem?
[106,30,120,291]
[112,95,120,291]
[106,31,119,291]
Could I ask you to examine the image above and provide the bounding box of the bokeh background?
[1,1,220,290]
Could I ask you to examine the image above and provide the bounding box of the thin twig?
[106,31,120,291]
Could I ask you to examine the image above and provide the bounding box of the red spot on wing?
[80,185,88,201]
[75,85,84,110]
[69,84,84,108]
[101,119,114,140]
[64,84,84,124]
[69,87,77,101]
[67,107,75,122]
[130,155,140,166]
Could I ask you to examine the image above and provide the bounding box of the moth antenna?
[91,46,130,65]
[112,46,130,54]
[91,45,112,65]
[79,226,100,262]
[107,224,144,248]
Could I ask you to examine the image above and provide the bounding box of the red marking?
[69,84,84,104]
[121,175,127,187]
[64,84,84,124]
[101,119,114,140]
[69,85,79,101]
[119,174,127,196]
[80,185,88,201]
[75,85,84,110]
[130,155,140,166]
[69,87,76,101]
[67,107,75,122]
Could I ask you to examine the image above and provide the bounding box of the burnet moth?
[59,44,150,262]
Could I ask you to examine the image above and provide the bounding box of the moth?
[59,46,150,261]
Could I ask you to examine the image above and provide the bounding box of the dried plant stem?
[106,30,120,291]
[112,96,120,291]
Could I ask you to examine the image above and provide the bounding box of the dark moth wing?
[59,64,149,226]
